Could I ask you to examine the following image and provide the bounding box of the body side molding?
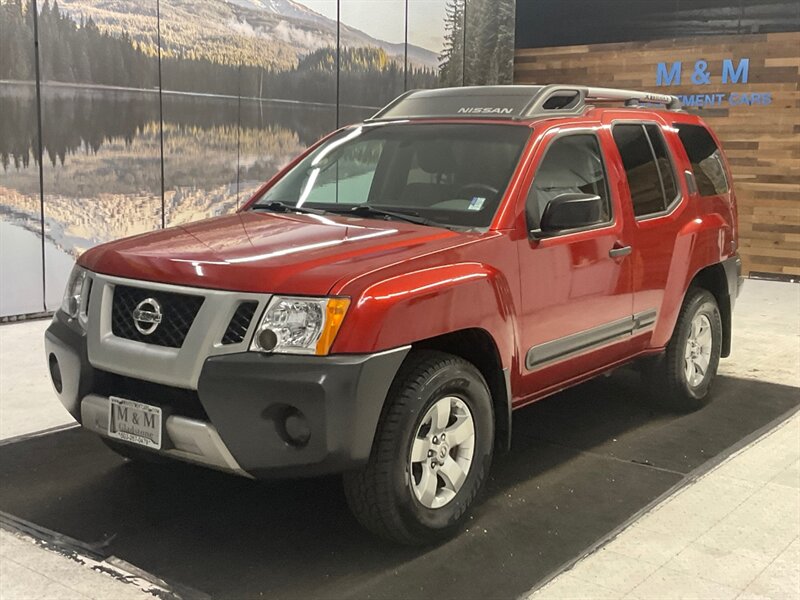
[526,310,658,370]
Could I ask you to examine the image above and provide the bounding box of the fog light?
[48,353,63,394]
[284,409,311,447]
[256,328,278,353]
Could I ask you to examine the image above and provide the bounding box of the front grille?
[94,370,208,420]
[111,285,204,348]
[221,301,258,345]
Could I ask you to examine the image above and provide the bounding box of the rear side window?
[644,124,678,202]
[612,123,678,218]
[675,124,729,196]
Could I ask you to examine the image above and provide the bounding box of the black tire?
[101,437,170,465]
[643,288,722,411]
[343,350,495,545]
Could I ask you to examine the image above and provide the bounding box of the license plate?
[108,397,162,449]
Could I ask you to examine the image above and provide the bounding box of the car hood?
[79,211,461,295]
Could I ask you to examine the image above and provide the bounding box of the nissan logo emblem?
[132,298,163,335]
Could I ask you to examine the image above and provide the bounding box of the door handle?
[609,243,632,258]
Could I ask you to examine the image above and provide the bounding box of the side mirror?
[533,193,604,237]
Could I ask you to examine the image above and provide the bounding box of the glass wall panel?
[0,0,45,316]
[408,0,464,88]
[237,0,337,204]
[159,1,241,226]
[464,0,516,85]
[339,0,406,113]
[0,0,518,317]
[39,0,162,309]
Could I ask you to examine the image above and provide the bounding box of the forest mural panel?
[158,1,240,228]
[408,0,462,87]
[235,0,337,206]
[1,0,46,316]
[0,0,516,317]
[339,0,406,114]
[464,0,515,85]
[35,0,163,310]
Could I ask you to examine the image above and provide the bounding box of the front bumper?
[45,311,409,478]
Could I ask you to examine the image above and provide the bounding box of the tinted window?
[613,125,665,216]
[613,123,681,217]
[255,123,530,229]
[676,124,729,196]
[645,124,678,202]
[527,134,610,229]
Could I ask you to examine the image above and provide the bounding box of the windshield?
[252,123,530,229]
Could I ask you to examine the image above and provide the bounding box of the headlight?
[250,296,350,356]
[61,265,87,319]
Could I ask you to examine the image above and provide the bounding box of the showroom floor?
[531,412,800,600]
[0,279,798,600]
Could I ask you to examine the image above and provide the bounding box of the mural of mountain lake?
[0,83,371,315]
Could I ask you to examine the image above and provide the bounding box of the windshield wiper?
[342,205,437,227]
[252,201,327,215]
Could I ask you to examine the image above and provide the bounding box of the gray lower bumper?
[44,314,93,421]
[45,310,409,479]
[81,394,250,476]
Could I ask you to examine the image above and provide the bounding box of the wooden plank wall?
[515,32,800,277]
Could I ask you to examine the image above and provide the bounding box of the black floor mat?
[0,373,797,600]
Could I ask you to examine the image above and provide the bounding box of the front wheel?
[643,288,722,411]
[343,350,494,545]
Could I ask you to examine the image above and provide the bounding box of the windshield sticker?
[468,197,486,211]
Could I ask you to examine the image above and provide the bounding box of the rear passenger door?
[606,118,686,349]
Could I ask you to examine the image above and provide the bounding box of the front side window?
[675,124,729,196]
[526,134,611,230]
[612,123,679,218]
[253,123,531,229]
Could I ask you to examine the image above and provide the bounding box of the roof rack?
[368,84,681,121]
[545,85,683,112]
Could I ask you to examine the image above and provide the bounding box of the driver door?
[515,126,634,398]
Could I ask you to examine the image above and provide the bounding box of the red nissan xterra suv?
[46,85,742,545]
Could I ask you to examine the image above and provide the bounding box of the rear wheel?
[643,288,722,411]
[343,350,494,545]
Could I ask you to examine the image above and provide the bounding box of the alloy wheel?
[684,313,713,388]
[409,396,476,509]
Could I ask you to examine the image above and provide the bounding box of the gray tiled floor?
[532,414,800,600]
[0,530,158,600]
[529,280,800,600]
[0,318,74,440]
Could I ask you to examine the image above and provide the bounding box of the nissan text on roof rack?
[45,84,742,545]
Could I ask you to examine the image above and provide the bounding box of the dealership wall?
[513,1,800,278]
[515,31,800,278]
[0,0,516,318]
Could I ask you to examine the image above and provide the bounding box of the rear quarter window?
[675,124,729,196]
